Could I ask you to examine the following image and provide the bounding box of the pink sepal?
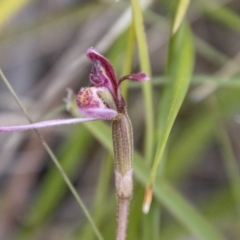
[79,107,118,119]
[0,118,97,132]
[118,72,150,85]
[87,48,119,99]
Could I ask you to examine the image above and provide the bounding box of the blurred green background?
[0,0,240,239]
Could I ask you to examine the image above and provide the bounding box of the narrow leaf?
[130,0,154,164]
[145,22,194,210]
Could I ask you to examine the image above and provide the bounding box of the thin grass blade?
[144,22,194,212]
[130,0,154,164]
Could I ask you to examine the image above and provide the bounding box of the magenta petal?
[128,72,150,81]
[79,107,118,119]
[0,118,97,132]
[87,48,118,98]
[118,72,150,85]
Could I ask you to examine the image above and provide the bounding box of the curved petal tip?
[128,72,150,81]
[118,72,150,85]
[87,47,102,60]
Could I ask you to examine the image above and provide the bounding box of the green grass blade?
[130,0,154,164]
[146,22,194,208]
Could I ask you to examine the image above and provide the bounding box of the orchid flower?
[0,48,149,240]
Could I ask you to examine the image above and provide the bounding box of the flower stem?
[112,113,133,175]
[112,112,133,240]
[116,198,130,240]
